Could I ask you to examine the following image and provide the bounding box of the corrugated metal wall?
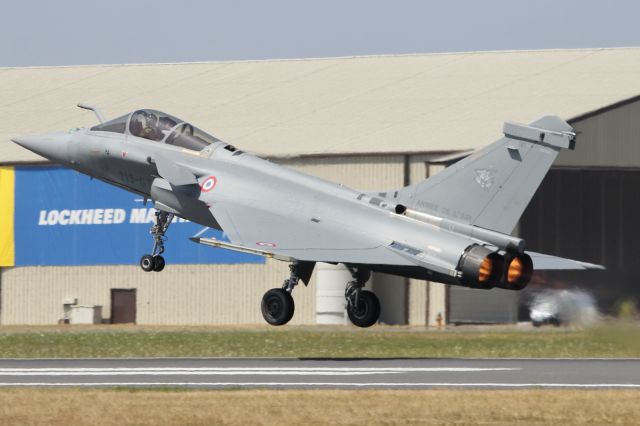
[280,155,405,191]
[0,261,317,325]
[448,287,519,324]
[408,278,427,325]
[559,100,640,168]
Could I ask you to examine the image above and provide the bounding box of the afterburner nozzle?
[459,244,504,289]
[496,254,533,291]
[508,257,524,284]
[478,257,493,283]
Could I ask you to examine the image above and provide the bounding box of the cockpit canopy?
[91,109,221,151]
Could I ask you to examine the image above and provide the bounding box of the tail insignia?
[474,169,496,190]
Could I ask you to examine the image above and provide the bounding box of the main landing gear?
[345,267,380,328]
[260,264,381,328]
[261,263,299,325]
[140,210,173,272]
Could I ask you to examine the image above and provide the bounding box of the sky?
[2,0,639,67]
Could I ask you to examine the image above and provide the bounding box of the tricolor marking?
[200,176,217,192]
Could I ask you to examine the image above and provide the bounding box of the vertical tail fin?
[397,115,576,235]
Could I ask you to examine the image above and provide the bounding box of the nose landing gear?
[140,210,173,272]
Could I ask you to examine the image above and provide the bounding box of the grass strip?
[0,325,638,358]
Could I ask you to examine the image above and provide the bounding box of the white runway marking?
[0,367,518,376]
[0,382,638,388]
[1,359,638,389]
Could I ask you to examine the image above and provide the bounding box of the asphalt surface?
[0,358,639,389]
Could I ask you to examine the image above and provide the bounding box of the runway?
[0,358,638,389]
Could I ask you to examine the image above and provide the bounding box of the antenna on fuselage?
[77,103,106,123]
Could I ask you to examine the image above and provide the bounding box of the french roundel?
[200,176,217,192]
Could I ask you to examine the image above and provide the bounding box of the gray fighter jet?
[12,104,602,327]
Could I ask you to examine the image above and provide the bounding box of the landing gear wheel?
[347,290,380,328]
[261,288,295,326]
[139,210,173,273]
[140,255,155,272]
[153,255,165,272]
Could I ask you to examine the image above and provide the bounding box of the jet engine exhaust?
[496,253,533,290]
[458,245,504,289]
[458,245,532,291]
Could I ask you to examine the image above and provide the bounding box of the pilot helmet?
[130,112,147,137]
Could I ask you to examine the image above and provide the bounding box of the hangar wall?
[557,98,640,168]
[3,50,639,326]
[0,262,308,325]
[3,93,639,325]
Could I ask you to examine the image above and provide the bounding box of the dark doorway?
[111,289,137,324]
[519,168,640,316]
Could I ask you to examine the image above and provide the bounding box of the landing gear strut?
[260,263,300,325]
[345,267,380,328]
[140,210,173,272]
[259,262,381,327]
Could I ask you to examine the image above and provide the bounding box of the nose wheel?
[140,210,172,272]
[140,254,165,272]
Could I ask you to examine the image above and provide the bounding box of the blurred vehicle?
[530,299,562,327]
[529,289,599,327]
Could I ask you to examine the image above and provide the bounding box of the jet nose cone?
[11,135,40,150]
[11,133,69,162]
[11,135,43,150]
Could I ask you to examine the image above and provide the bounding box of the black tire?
[153,255,165,272]
[261,288,295,326]
[347,290,380,328]
[140,255,155,272]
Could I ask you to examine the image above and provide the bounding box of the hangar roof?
[2,48,640,163]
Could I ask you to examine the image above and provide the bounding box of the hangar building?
[1,48,639,325]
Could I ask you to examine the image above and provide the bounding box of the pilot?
[129,111,167,142]
[129,112,146,138]
[141,112,160,141]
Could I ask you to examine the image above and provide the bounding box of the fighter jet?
[12,104,602,327]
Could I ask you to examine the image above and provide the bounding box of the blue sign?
[12,166,263,266]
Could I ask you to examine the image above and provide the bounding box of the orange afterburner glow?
[508,257,523,284]
[478,257,492,282]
